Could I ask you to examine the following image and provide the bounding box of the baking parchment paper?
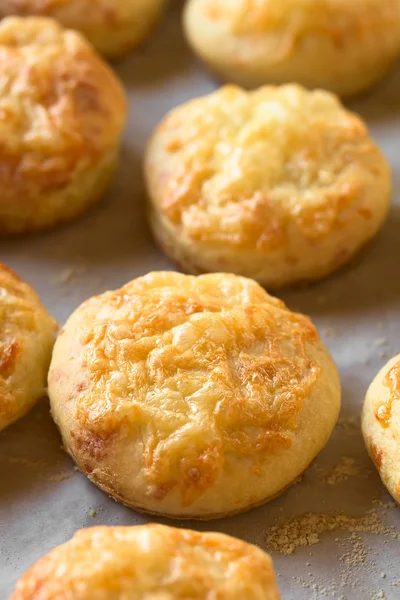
[0,2,399,598]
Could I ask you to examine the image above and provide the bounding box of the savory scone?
[0,0,167,59]
[0,264,57,432]
[48,271,341,519]
[0,17,127,235]
[10,524,281,599]
[145,85,391,289]
[362,355,400,504]
[183,0,400,97]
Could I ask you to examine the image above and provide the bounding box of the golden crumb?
[265,508,399,555]
[323,457,360,486]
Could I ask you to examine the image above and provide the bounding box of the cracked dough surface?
[49,271,340,518]
[362,354,400,504]
[184,0,400,96]
[0,16,126,234]
[0,0,167,58]
[146,84,391,288]
[0,263,57,432]
[10,524,281,600]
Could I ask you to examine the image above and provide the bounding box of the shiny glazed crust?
[9,524,281,599]
[0,17,127,234]
[145,85,391,289]
[184,0,400,97]
[48,271,341,518]
[362,354,400,504]
[0,0,167,58]
[0,264,58,431]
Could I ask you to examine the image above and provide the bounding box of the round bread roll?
[48,271,341,519]
[183,0,400,97]
[0,264,57,432]
[145,85,391,289]
[0,17,127,235]
[10,524,281,600]
[362,355,400,504]
[0,0,167,59]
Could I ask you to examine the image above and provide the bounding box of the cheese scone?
[0,17,127,235]
[0,0,167,59]
[48,271,341,519]
[362,355,400,504]
[10,524,281,600]
[0,264,57,432]
[184,0,400,97]
[146,85,391,289]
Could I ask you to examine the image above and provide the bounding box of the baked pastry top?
[0,263,57,431]
[10,524,281,599]
[146,85,391,287]
[0,16,127,233]
[184,0,400,96]
[362,354,400,504]
[49,271,340,518]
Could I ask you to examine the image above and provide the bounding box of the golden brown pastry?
[145,84,391,289]
[10,524,281,599]
[362,354,400,504]
[0,264,57,432]
[0,0,167,59]
[48,271,341,519]
[184,0,400,97]
[0,17,127,235]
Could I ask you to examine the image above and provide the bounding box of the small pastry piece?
[48,271,341,519]
[0,0,167,59]
[10,524,281,599]
[184,0,400,97]
[0,264,57,432]
[0,17,127,235]
[362,354,400,504]
[145,84,391,288]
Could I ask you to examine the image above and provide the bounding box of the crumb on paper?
[337,415,359,433]
[48,470,75,483]
[89,509,97,518]
[265,507,400,556]
[322,326,339,339]
[0,455,51,469]
[52,266,87,286]
[374,338,388,347]
[373,499,397,510]
[322,457,360,486]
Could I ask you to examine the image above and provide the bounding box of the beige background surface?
[1,2,400,598]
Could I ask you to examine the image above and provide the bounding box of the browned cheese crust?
[362,355,400,503]
[49,271,341,518]
[0,17,127,234]
[0,0,167,58]
[145,85,391,288]
[0,263,57,431]
[10,524,281,599]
